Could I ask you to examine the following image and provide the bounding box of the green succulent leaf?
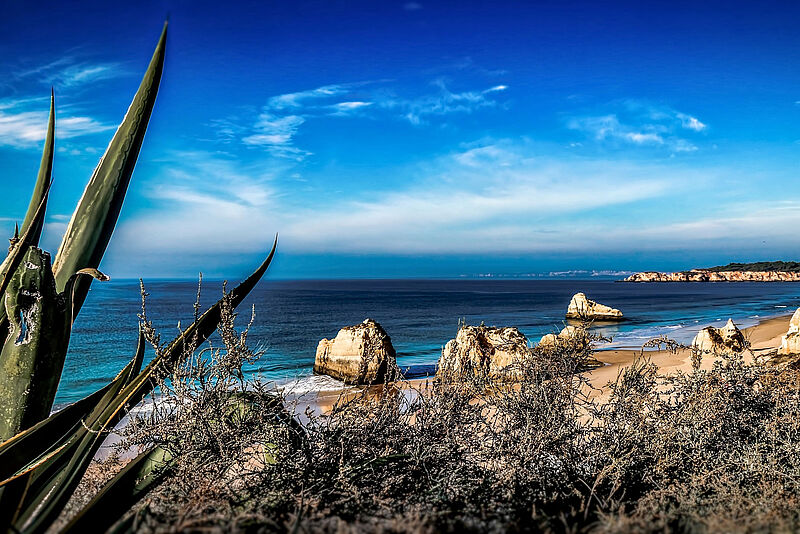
[52,22,167,317]
[0,247,111,442]
[0,90,54,282]
[61,445,173,534]
[0,240,276,534]
[21,90,55,246]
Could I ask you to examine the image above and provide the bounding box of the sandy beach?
[584,313,791,399]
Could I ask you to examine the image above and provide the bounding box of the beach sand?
[584,313,790,401]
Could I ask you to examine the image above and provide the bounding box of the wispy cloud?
[12,56,124,88]
[234,79,508,157]
[241,113,310,159]
[567,101,707,153]
[265,84,350,111]
[116,139,697,257]
[381,79,509,125]
[0,98,112,148]
[677,113,706,132]
[115,150,280,254]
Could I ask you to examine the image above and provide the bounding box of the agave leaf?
[61,445,173,534]
[2,242,276,534]
[0,247,71,441]
[52,22,167,316]
[20,90,55,246]
[0,248,108,442]
[0,329,143,481]
[0,180,52,300]
[0,385,111,481]
[0,332,144,530]
[0,90,54,282]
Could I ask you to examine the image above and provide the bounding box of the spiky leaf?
[0,246,109,442]
[61,446,173,533]
[21,90,55,245]
[52,23,167,316]
[0,242,276,534]
[0,90,54,283]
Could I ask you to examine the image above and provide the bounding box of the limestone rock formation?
[778,308,800,355]
[537,325,588,350]
[692,319,746,355]
[314,318,396,384]
[625,270,800,282]
[565,293,623,321]
[437,325,530,380]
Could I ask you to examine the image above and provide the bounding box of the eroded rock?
[778,308,800,355]
[314,319,396,384]
[692,319,746,355]
[537,325,589,350]
[565,292,623,321]
[437,325,530,380]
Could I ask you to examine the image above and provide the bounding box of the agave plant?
[0,243,276,533]
[0,23,167,441]
[0,22,280,533]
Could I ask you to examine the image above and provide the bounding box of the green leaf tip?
[20,91,55,247]
[52,23,167,316]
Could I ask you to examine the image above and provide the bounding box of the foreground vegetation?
[57,303,800,534]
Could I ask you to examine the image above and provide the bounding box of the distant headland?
[624,261,800,282]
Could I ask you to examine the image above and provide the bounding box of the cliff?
[624,270,800,282]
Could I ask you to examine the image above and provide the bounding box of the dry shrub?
[112,302,800,534]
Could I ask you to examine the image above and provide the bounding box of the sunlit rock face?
[565,292,623,321]
[538,325,588,350]
[692,319,746,355]
[437,325,530,380]
[625,270,800,282]
[314,319,396,385]
[779,308,800,355]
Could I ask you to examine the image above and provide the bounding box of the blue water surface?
[59,278,800,406]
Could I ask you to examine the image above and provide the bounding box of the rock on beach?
[314,319,397,384]
[565,292,623,321]
[437,325,530,380]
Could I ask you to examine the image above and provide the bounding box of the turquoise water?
[58,278,800,406]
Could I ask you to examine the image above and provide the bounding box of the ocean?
[58,278,800,406]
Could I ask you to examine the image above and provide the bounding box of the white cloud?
[52,63,123,87]
[116,140,693,257]
[677,113,707,131]
[266,84,349,111]
[568,102,706,153]
[330,101,372,113]
[13,57,124,88]
[114,150,280,255]
[236,79,508,156]
[625,132,663,145]
[381,79,509,125]
[0,98,112,148]
[241,112,310,159]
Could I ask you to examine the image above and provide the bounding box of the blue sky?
[1,0,799,279]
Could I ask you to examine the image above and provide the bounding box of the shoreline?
[584,313,790,400]
[286,312,793,416]
[98,312,794,459]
